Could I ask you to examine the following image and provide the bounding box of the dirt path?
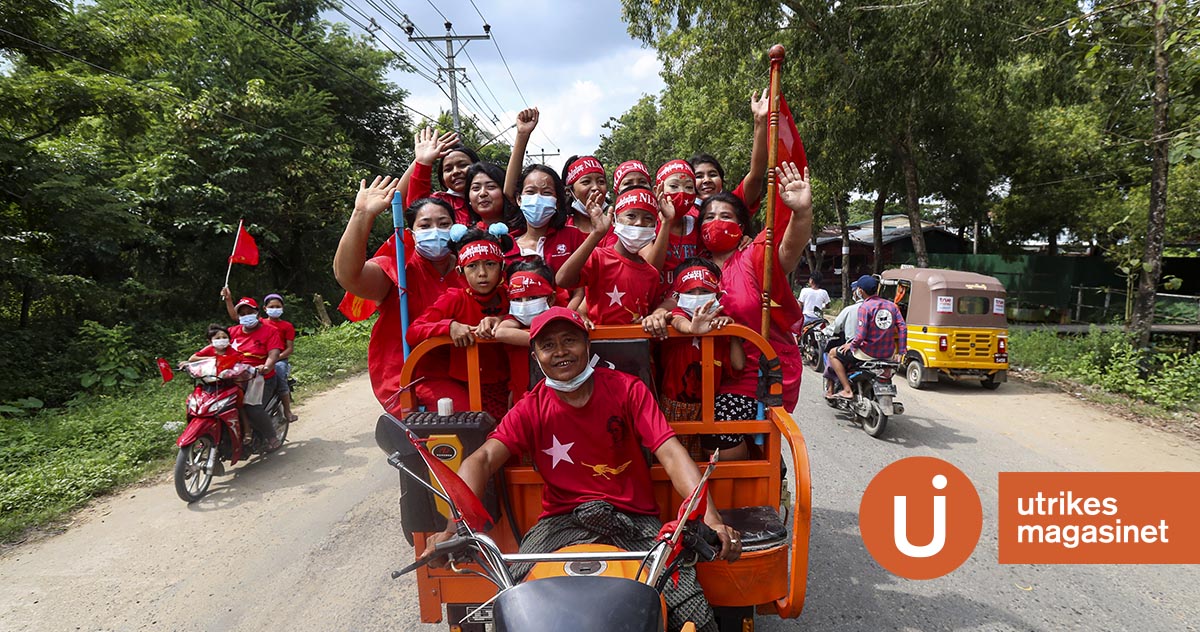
[1,371,1197,632]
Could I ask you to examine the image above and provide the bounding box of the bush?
[1009,326,1200,410]
[0,319,371,541]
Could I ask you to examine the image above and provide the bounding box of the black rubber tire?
[981,375,1002,390]
[801,336,819,367]
[174,436,215,503]
[906,359,925,390]
[862,405,889,437]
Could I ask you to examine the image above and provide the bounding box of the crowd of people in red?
[333,96,814,459]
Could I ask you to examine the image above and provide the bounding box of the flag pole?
[392,191,412,360]
[224,219,242,291]
[761,45,785,338]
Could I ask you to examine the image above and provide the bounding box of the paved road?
[1,370,1197,631]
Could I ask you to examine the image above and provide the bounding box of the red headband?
[457,240,504,266]
[508,271,554,299]
[614,188,658,216]
[655,159,695,185]
[613,160,649,188]
[675,266,720,293]
[565,157,604,186]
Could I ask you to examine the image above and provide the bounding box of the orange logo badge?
[859,457,983,579]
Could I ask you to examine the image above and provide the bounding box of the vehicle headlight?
[204,395,238,416]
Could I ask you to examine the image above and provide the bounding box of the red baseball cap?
[235,297,258,310]
[529,306,589,340]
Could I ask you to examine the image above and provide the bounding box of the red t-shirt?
[264,318,295,342]
[490,368,675,518]
[716,233,803,411]
[663,216,702,284]
[659,309,732,403]
[406,287,510,385]
[404,161,471,225]
[577,247,664,325]
[367,236,464,413]
[229,322,284,378]
[193,346,247,373]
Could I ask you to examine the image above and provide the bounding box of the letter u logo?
[893,474,948,558]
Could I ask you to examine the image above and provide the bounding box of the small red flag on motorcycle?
[410,434,494,532]
[156,358,174,383]
[228,221,259,266]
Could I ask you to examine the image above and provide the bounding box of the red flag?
[229,222,259,266]
[413,437,494,532]
[772,95,808,236]
[156,358,174,384]
[338,291,377,322]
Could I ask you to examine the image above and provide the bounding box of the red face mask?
[668,191,696,216]
[702,219,743,252]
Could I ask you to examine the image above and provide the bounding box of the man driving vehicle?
[422,306,740,632]
[827,275,907,400]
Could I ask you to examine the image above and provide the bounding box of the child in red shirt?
[655,160,703,284]
[660,259,745,424]
[188,323,248,374]
[406,224,513,420]
[555,186,674,325]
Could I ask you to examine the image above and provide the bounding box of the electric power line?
[0,25,395,174]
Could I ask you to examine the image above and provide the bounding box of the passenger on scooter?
[229,297,283,450]
[798,272,830,327]
[423,307,741,632]
[187,323,246,371]
[222,288,299,423]
[825,282,865,396]
[827,275,907,400]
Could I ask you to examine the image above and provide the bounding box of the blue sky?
[325,1,666,172]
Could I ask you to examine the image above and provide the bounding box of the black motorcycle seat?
[719,506,788,551]
[493,575,661,632]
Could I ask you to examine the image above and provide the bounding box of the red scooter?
[172,358,288,502]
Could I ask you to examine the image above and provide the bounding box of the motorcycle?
[797,307,827,368]
[172,358,289,502]
[375,413,724,632]
[824,358,905,438]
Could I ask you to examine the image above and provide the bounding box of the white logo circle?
[874,309,893,330]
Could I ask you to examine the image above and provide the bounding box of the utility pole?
[404,20,490,131]
[527,149,560,165]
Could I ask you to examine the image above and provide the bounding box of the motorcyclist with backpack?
[827,275,907,400]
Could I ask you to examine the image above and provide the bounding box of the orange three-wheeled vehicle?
[376,324,812,631]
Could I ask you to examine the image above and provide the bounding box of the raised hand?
[585,189,611,235]
[414,127,460,166]
[654,183,675,223]
[750,88,769,124]
[777,162,812,213]
[689,299,726,335]
[516,107,539,136]
[355,175,399,220]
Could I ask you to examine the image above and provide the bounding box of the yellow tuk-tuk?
[879,268,1010,390]
[383,325,812,631]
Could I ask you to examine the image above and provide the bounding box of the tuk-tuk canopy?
[881,268,1008,328]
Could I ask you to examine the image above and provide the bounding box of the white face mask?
[613,223,656,252]
[677,292,717,318]
[212,338,231,350]
[265,307,283,319]
[413,227,452,261]
[571,198,589,215]
[510,297,550,326]
[540,354,598,393]
[239,314,259,328]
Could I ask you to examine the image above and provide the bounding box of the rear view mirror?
[375,414,418,458]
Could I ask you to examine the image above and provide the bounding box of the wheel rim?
[908,363,921,386]
[184,438,214,496]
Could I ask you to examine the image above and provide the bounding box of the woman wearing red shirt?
[466,162,524,233]
[406,225,513,420]
[401,127,479,224]
[696,162,812,460]
[334,176,463,414]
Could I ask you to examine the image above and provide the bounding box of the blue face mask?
[413,227,452,260]
[239,314,259,328]
[520,195,558,228]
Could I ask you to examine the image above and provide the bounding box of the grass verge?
[0,319,372,543]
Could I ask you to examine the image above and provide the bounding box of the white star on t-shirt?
[606,285,626,306]
[542,435,575,469]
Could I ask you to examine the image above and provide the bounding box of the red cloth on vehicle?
[405,288,510,387]
[577,247,664,325]
[489,368,675,519]
[193,346,248,374]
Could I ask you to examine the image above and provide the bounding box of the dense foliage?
[0,0,416,406]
